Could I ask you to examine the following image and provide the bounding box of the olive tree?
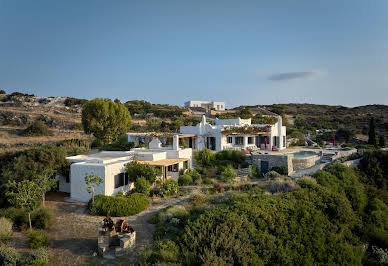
[84,173,103,204]
[35,169,57,207]
[82,98,132,145]
[125,161,160,184]
[6,180,41,229]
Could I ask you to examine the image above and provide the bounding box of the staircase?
[321,153,334,163]
[237,168,250,178]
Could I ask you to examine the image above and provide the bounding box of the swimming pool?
[293,151,317,158]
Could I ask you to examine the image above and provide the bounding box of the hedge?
[89,193,148,217]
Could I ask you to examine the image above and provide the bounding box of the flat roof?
[137,158,189,167]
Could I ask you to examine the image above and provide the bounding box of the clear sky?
[1,0,387,107]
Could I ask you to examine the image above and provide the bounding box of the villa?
[180,115,286,152]
[61,134,192,202]
[184,100,225,111]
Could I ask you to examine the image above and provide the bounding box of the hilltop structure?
[180,115,286,152]
[184,100,225,111]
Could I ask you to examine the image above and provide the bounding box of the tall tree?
[6,180,41,229]
[35,169,57,207]
[84,173,103,204]
[82,98,132,145]
[368,117,377,146]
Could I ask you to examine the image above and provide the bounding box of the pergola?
[137,158,190,182]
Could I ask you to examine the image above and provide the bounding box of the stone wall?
[249,153,293,174]
[292,155,320,171]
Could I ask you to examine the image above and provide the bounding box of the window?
[248,137,254,144]
[273,136,277,147]
[168,164,179,172]
[283,136,286,147]
[124,173,129,185]
[114,173,125,188]
[227,137,233,144]
[235,136,243,145]
[65,169,70,183]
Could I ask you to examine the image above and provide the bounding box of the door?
[206,137,216,150]
[261,161,269,174]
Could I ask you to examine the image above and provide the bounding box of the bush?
[31,208,53,229]
[178,174,193,186]
[28,247,49,264]
[265,170,281,180]
[135,177,151,196]
[190,191,208,206]
[125,161,160,183]
[28,229,49,249]
[195,148,215,167]
[0,246,20,266]
[154,222,166,240]
[141,240,180,264]
[270,166,288,175]
[89,193,148,216]
[249,165,261,178]
[0,217,13,243]
[19,120,53,137]
[100,135,135,151]
[160,180,179,198]
[202,177,213,185]
[219,165,237,183]
[0,207,29,229]
[148,214,160,224]
[158,205,189,223]
[265,178,299,194]
[0,89,6,94]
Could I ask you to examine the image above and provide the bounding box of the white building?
[63,135,192,202]
[180,115,286,152]
[184,100,225,111]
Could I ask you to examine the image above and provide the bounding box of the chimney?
[173,135,180,150]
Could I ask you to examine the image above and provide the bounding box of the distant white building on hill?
[184,100,225,111]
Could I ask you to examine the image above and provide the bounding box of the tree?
[379,135,386,148]
[35,169,57,207]
[6,180,41,229]
[335,128,354,143]
[368,117,377,146]
[0,89,6,94]
[135,177,151,195]
[125,161,160,184]
[84,173,103,204]
[82,98,132,145]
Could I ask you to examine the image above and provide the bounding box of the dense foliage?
[89,193,148,216]
[100,135,135,151]
[125,161,160,184]
[28,229,49,249]
[82,98,132,145]
[19,120,53,137]
[142,152,388,265]
[134,177,151,196]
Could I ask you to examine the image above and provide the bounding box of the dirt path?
[44,190,197,265]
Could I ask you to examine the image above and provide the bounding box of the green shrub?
[190,191,209,206]
[191,169,202,183]
[31,208,53,229]
[135,177,151,196]
[178,174,193,186]
[195,148,215,167]
[202,177,213,185]
[19,120,53,137]
[28,247,49,264]
[0,246,20,266]
[141,240,180,264]
[160,180,179,198]
[0,217,13,243]
[0,89,5,94]
[89,193,148,216]
[219,165,237,183]
[270,166,288,175]
[249,165,261,178]
[154,222,166,240]
[25,259,49,266]
[158,205,189,223]
[100,135,135,151]
[148,214,160,224]
[125,160,160,183]
[265,178,299,194]
[0,207,29,229]
[28,229,49,249]
[265,170,281,180]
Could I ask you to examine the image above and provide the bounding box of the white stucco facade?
[184,100,225,111]
[65,136,193,202]
[180,115,286,152]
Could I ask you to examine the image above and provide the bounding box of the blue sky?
[1,0,387,107]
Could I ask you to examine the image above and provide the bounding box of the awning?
[137,158,189,167]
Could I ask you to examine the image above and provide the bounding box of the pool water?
[293,151,317,158]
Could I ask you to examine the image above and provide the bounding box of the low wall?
[249,153,293,174]
[292,155,320,171]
